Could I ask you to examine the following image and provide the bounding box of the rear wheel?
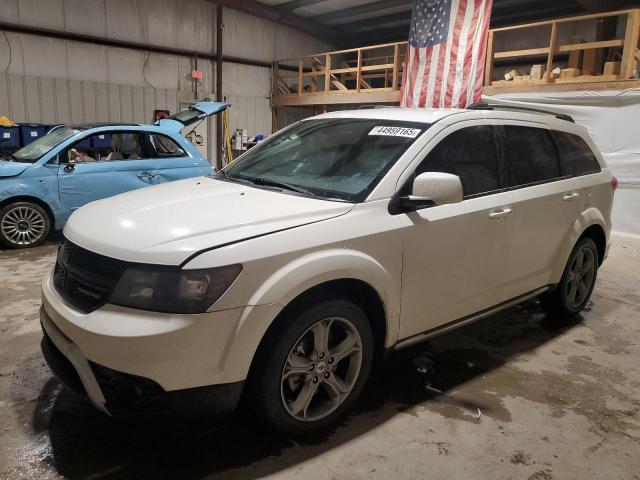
[0,201,51,248]
[250,296,373,435]
[543,237,599,319]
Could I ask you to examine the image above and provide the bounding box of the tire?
[249,295,374,436]
[542,237,599,319]
[0,201,51,249]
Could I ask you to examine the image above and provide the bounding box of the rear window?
[501,126,560,187]
[552,131,601,176]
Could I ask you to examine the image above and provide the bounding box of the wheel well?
[0,196,55,226]
[580,224,606,265]
[250,279,388,377]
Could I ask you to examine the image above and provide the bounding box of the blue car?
[0,101,229,248]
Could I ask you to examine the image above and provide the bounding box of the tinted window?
[416,126,500,197]
[148,134,186,158]
[62,132,143,163]
[502,126,560,187]
[552,131,601,176]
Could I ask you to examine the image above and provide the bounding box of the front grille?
[53,240,128,313]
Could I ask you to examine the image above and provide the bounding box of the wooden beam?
[272,90,401,107]
[484,30,495,86]
[208,0,340,44]
[545,22,558,83]
[483,79,640,95]
[621,10,640,79]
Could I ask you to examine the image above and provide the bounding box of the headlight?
[110,265,242,313]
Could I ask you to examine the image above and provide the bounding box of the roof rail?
[467,102,575,123]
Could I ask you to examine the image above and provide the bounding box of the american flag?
[400,0,493,108]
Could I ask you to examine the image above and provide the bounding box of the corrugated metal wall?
[0,0,334,161]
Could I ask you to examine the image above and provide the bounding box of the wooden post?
[324,53,331,93]
[392,44,399,90]
[621,9,640,79]
[298,58,303,96]
[484,31,494,86]
[545,22,558,83]
[356,49,362,92]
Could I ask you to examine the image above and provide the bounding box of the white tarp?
[483,89,640,235]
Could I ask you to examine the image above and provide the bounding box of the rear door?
[499,124,582,299]
[143,132,212,183]
[57,131,159,213]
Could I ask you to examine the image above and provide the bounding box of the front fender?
[220,249,401,382]
[550,207,608,283]
[0,174,63,228]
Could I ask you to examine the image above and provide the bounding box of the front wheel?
[0,201,51,248]
[543,237,599,319]
[250,296,373,435]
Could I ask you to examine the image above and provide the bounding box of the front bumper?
[40,265,281,415]
[40,314,244,416]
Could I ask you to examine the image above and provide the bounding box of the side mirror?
[401,172,463,209]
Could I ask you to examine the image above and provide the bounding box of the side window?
[501,126,560,187]
[62,132,143,163]
[552,131,601,176]
[416,125,501,197]
[147,134,187,158]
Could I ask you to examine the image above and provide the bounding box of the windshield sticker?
[369,126,421,138]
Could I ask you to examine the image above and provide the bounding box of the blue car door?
[57,131,159,214]
[142,132,212,183]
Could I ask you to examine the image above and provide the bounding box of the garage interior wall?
[0,0,334,162]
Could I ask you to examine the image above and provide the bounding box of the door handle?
[137,171,156,178]
[489,208,512,220]
[563,192,580,201]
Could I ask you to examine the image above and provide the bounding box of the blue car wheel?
[0,201,51,249]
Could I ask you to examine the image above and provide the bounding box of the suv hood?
[0,160,30,178]
[64,177,354,265]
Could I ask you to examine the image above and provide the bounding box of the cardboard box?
[560,68,581,78]
[530,64,543,80]
[604,61,621,76]
[504,69,520,81]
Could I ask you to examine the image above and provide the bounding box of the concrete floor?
[1,235,639,480]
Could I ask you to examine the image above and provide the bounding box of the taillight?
[611,176,618,192]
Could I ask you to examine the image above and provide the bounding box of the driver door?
[57,131,159,215]
[397,124,515,339]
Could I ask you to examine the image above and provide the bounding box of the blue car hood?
[0,160,30,178]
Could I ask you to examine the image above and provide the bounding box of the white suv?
[40,105,614,434]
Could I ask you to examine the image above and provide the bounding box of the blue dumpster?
[91,133,111,148]
[0,126,21,149]
[19,124,46,146]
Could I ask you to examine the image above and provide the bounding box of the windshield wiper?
[249,177,316,196]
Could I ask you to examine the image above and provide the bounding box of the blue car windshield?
[11,127,81,163]
[223,119,427,202]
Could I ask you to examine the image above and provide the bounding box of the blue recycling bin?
[91,133,111,148]
[0,126,21,149]
[19,124,46,146]
[75,137,91,149]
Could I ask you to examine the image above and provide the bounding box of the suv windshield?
[223,119,427,202]
[10,127,80,163]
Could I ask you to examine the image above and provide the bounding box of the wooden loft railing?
[484,8,640,94]
[272,42,406,106]
[271,9,640,107]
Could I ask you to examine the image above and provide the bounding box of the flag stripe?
[400,0,493,109]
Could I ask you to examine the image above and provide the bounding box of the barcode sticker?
[369,126,421,138]
[2,132,10,139]
[30,131,38,137]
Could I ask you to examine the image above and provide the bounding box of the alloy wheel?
[0,206,47,246]
[280,316,363,422]
[565,245,596,309]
